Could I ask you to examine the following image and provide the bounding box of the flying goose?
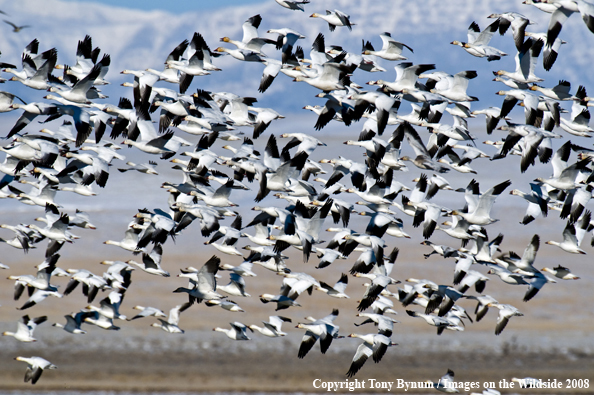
[15,356,57,385]
[213,321,252,340]
[346,333,397,377]
[2,315,47,342]
[296,309,341,358]
[488,303,523,335]
[151,303,191,333]
[451,20,507,61]
[173,255,223,303]
[310,10,354,31]
[249,315,292,337]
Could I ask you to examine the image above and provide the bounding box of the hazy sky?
[62,0,267,13]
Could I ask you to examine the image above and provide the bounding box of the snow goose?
[525,31,566,71]
[509,183,550,224]
[135,208,176,249]
[16,288,61,310]
[15,356,57,385]
[6,101,59,138]
[52,312,88,334]
[0,90,25,112]
[542,265,580,279]
[559,92,594,137]
[430,70,479,102]
[363,32,412,61]
[545,210,590,253]
[530,79,578,100]
[310,10,354,31]
[426,369,459,393]
[8,49,57,90]
[220,260,257,277]
[151,303,191,334]
[493,38,543,83]
[489,12,532,49]
[317,273,349,298]
[275,0,309,11]
[213,322,252,340]
[354,267,399,312]
[173,255,223,303]
[103,219,145,252]
[346,333,396,377]
[63,268,108,303]
[451,179,511,225]
[83,310,120,330]
[259,292,300,310]
[128,305,167,321]
[127,244,170,277]
[488,303,523,335]
[296,309,341,358]
[486,264,530,285]
[354,313,398,336]
[87,290,127,320]
[205,299,245,312]
[451,20,507,61]
[535,158,590,190]
[540,0,594,48]
[124,105,191,159]
[3,315,47,342]
[249,315,292,337]
[217,273,251,297]
[8,253,60,295]
[48,63,103,104]
[405,310,463,335]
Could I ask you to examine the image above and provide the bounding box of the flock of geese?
[0,0,593,387]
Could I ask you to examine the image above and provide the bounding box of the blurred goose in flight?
[63,268,108,303]
[217,273,251,297]
[249,315,292,337]
[4,20,30,33]
[205,299,245,312]
[213,321,252,340]
[18,289,62,310]
[406,310,464,335]
[128,305,167,320]
[310,9,354,31]
[354,313,398,336]
[151,303,191,333]
[275,0,310,11]
[541,265,580,280]
[15,356,57,385]
[2,315,47,342]
[426,369,459,393]
[87,290,127,320]
[52,312,88,334]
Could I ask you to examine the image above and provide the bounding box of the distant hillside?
[0,0,593,114]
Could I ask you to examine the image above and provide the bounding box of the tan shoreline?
[1,342,593,393]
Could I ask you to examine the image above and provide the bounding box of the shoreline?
[1,338,593,393]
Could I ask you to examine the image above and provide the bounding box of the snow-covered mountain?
[0,0,593,114]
